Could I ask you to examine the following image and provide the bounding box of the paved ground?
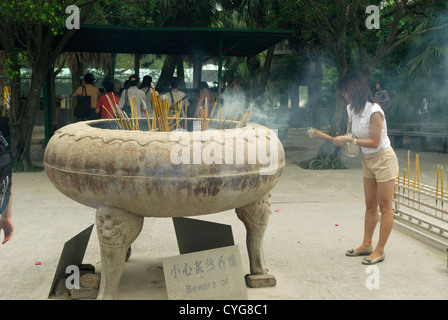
[0,126,447,300]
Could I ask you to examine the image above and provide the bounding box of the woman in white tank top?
[333,73,399,265]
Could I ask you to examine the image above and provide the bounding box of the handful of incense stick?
[307,127,334,141]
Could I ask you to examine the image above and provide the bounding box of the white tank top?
[347,101,390,154]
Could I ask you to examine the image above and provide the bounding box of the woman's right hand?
[333,135,352,147]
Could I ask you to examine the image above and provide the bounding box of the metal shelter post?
[218,32,223,107]
[43,71,51,145]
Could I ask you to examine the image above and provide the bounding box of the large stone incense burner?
[44,118,285,299]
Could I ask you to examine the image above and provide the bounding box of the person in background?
[0,187,13,244]
[113,79,122,97]
[163,77,190,117]
[419,98,428,116]
[121,80,131,95]
[139,75,154,114]
[0,131,13,244]
[96,81,120,119]
[118,75,147,118]
[139,75,152,95]
[194,81,215,117]
[333,73,399,265]
[71,73,101,120]
[374,81,390,109]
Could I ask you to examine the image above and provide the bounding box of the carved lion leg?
[236,193,276,287]
[95,206,144,300]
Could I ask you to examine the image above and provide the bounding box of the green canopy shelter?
[63,25,293,86]
[47,25,293,140]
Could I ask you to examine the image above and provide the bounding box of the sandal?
[362,252,385,265]
[345,240,373,256]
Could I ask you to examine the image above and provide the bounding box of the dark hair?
[198,81,209,89]
[84,73,95,84]
[129,74,139,86]
[376,81,383,90]
[339,73,375,115]
[170,77,179,89]
[140,75,152,88]
[113,79,121,92]
[123,80,130,90]
[103,81,114,93]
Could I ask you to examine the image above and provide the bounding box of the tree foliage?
[0,0,96,171]
[386,6,448,124]
[266,0,448,169]
[2,0,447,171]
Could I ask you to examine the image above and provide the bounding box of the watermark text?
[365,265,380,289]
[66,5,80,30]
[366,5,380,30]
[169,121,279,175]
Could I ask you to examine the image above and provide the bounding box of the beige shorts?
[361,146,399,183]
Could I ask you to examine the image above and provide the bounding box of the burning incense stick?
[114,100,126,130]
[101,105,118,124]
[142,100,152,131]
[104,94,126,130]
[227,114,235,129]
[403,170,406,199]
[185,103,188,131]
[130,97,140,131]
[407,150,410,204]
[436,164,440,215]
[218,105,222,130]
[207,97,219,129]
[234,104,255,129]
[307,128,334,141]
[413,152,417,206]
[441,165,444,216]
[415,153,420,209]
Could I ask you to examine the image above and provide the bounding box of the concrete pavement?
[0,126,447,300]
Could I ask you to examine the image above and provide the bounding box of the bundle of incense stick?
[412,152,420,207]
[206,97,219,128]
[402,152,420,208]
[155,93,170,132]
[102,93,126,130]
[101,84,255,133]
[202,99,252,130]
[307,127,334,141]
[197,96,212,131]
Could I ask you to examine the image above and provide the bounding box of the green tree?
[151,0,220,88]
[0,0,97,170]
[383,6,448,124]
[221,0,277,98]
[0,0,159,171]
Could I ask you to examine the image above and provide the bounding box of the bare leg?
[0,185,13,244]
[236,193,275,287]
[360,177,379,250]
[369,179,395,260]
[96,206,144,300]
[357,177,395,260]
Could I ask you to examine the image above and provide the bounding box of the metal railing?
[393,177,448,249]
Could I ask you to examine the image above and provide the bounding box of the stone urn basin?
[44,118,285,299]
